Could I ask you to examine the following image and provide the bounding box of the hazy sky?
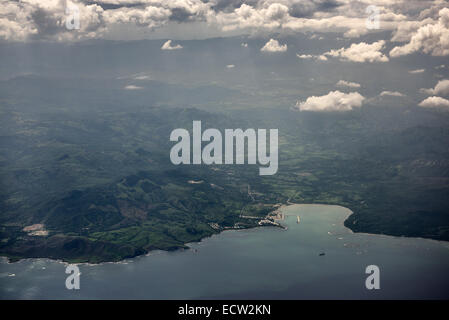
[1,0,449,111]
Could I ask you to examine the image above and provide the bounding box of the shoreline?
[2,202,448,265]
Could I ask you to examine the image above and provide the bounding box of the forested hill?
[1,75,449,262]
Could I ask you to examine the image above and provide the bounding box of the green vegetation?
[1,76,449,263]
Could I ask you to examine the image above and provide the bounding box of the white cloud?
[390,8,449,57]
[409,68,425,74]
[0,0,107,41]
[336,80,361,88]
[433,79,449,96]
[421,79,449,96]
[0,0,443,48]
[296,90,365,112]
[391,18,435,42]
[418,96,449,108]
[107,5,171,28]
[161,40,183,50]
[282,3,407,39]
[380,91,405,97]
[124,85,143,90]
[296,54,314,59]
[0,0,437,45]
[296,53,327,61]
[323,41,389,63]
[0,0,210,41]
[214,3,289,33]
[261,39,287,52]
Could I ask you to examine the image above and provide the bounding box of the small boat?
[296,216,300,224]
[319,252,325,256]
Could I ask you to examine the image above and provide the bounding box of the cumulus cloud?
[390,8,449,57]
[103,0,210,25]
[280,0,342,18]
[0,0,444,46]
[323,41,389,63]
[260,38,287,52]
[296,54,314,59]
[0,0,107,41]
[380,91,405,97]
[161,39,183,50]
[336,80,361,88]
[0,0,209,41]
[418,96,449,108]
[205,0,413,39]
[421,79,449,96]
[283,2,408,38]
[107,5,171,28]
[296,53,327,61]
[434,79,449,96]
[214,3,290,33]
[390,18,435,42]
[296,90,365,112]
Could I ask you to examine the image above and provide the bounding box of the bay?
[1,204,448,299]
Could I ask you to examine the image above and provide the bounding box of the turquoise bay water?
[1,204,448,299]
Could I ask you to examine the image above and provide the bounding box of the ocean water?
[1,204,448,299]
